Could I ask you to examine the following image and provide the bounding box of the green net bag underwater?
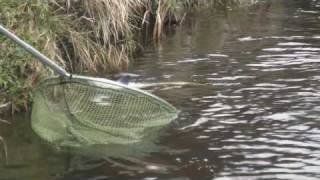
[0,24,178,147]
[31,75,178,146]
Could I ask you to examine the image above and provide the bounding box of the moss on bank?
[0,0,249,113]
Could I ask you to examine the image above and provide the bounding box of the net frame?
[31,75,178,145]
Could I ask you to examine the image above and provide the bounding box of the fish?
[114,73,140,85]
[114,73,206,89]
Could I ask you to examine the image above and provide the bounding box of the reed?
[0,0,142,111]
[0,0,246,112]
[142,0,244,40]
[51,0,143,72]
[0,136,8,164]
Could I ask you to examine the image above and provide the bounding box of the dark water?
[2,0,320,179]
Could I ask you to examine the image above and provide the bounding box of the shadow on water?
[0,113,186,180]
[0,114,68,180]
[2,0,320,179]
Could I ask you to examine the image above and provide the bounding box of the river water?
[1,0,320,179]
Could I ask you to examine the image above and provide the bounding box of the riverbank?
[0,0,254,114]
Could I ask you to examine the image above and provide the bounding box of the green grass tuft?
[0,0,248,112]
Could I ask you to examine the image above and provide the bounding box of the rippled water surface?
[2,0,320,179]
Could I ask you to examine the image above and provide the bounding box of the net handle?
[0,24,70,78]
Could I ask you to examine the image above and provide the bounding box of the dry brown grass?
[2,0,244,73]
[143,0,244,40]
[0,0,246,112]
[0,136,8,164]
[50,0,144,72]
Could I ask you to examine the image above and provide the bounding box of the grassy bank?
[0,0,251,114]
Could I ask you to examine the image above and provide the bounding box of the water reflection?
[0,115,67,180]
[132,0,320,179]
[2,0,320,179]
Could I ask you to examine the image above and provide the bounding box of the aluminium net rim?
[32,75,178,145]
[38,76,178,130]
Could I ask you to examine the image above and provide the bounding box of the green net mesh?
[31,76,178,146]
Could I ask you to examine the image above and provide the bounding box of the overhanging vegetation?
[0,0,251,113]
